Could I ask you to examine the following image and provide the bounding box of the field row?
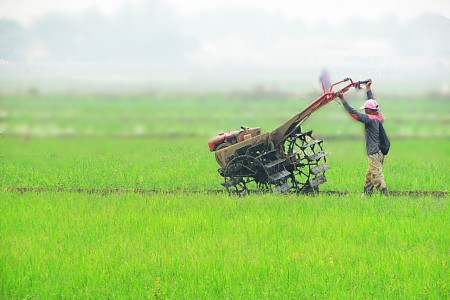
[2,187,448,197]
[1,94,449,139]
[1,137,449,191]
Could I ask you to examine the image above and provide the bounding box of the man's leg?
[372,152,388,195]
[364,156,375,195]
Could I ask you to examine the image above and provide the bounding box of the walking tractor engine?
[207,126,262,152]
[207,77,371,196]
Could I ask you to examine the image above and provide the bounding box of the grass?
[1,192,448,299]
[1,93,449,298]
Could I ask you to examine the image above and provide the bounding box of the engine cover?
[207,127,261,151]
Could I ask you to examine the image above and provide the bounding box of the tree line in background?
[0,3,449,67]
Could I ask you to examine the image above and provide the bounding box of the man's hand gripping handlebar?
[332,78,372,100]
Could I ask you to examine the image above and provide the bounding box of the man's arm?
[366,79,374,99]
[339,94,371,124]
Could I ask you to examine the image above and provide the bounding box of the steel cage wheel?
[285,133,327,193]
[223,155,272,196]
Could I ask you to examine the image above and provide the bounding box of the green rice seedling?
[1,191,448,298]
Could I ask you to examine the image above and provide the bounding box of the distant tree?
[0,19,27,62]
[28,1,198,65]
[392,14,450,58]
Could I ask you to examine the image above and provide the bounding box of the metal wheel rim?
[223,155,272,196]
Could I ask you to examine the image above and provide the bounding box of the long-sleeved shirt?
[343,90,384,155]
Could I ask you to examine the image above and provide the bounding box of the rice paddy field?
[1,91,449,298]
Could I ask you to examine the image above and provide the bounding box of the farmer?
[337,80,388,196]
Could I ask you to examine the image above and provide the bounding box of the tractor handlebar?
[358,79,370,84]
[270,77,371,146]
[328,78,371,98]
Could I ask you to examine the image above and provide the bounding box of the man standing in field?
[337,80,389,196]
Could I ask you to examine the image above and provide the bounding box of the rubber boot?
[381,187,389,196]
[364,186,373,196]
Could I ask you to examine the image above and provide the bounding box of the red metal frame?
[299,78,368,123]
[269,78,370,146]
[208,77,370,150]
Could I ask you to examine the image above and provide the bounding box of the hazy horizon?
[1,0,449,94]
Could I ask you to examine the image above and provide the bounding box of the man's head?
[360,99,379,114]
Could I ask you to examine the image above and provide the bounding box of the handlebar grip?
[359,79,370,84]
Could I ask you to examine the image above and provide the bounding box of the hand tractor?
[207,77,370,195]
